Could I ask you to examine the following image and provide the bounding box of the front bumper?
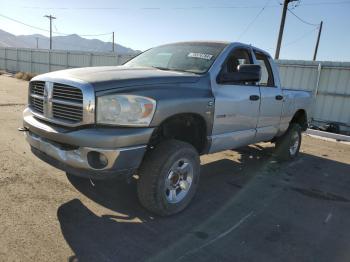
[23,108,154,179]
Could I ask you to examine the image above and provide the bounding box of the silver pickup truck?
[22,41,311,215]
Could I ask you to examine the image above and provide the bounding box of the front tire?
[137,140,200,216]
[275,123,302,161]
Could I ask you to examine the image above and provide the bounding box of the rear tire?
[275,123,302,161]
[137,139,200,216]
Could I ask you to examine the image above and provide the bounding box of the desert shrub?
[15,72,37,81]
[15,72,24,79]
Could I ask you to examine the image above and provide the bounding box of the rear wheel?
[137,139,200,216]
[275,123,302,161]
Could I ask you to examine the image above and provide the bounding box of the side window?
[221,48,253,85]
[254,52,275,87]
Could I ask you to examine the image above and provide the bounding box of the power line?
[287,0,301,10]
[53,20,59,32]
[287,8,319,26]
[20,1,350,10]
[237,0,271,40]
[284,27,319,46]
[0,13,51,33]
[299,0,350,6]
[79,32,112,37]
[21,5,277,10]
[0,13,112,37]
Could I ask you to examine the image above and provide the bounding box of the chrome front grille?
[30,81,45,96]
[53,102,83,122]
[52,83,83,122]
[30,81,45,114]
[28,80,95,127]
[53,83,83,103]
[30,97,44,114]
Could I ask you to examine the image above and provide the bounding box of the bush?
[14,72,36,81]
[15,72,24,79]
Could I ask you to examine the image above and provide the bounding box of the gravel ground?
[0,75,350,262]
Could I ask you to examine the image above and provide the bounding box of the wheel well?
[150,114,207,153]
[291,110,308,131]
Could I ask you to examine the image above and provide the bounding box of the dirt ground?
[0,75,350,262]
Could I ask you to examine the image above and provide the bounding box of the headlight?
[96,94,156,126]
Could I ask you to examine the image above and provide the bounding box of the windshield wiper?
[151,66,170,71]
[170,69,201,74]
[151,66,200,75]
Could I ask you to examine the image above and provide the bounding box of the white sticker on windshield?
[188,52,213,60]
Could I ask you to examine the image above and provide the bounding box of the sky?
[0,0,350,61]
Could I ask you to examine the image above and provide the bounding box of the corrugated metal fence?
[0,47,134,74]
[0,47,349,127]
[277,60,350,127]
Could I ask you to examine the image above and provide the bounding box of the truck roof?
[162,41,272,58]
[160,41,230,47]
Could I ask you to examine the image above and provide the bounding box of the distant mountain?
[0,29,138,54]
[0,29,31,48]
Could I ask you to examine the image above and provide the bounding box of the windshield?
[124,42,227,74]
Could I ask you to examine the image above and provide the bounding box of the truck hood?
[33,66,202,92]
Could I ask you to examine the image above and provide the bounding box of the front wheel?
[275,123,302,161]
[137,140,200,216]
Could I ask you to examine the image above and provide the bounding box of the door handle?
[275,95,284,100]
[249,95,260,101]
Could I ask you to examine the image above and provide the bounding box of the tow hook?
[18,127,29,132]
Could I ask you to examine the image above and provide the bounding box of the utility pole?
[112,32,115,52]
[35,37,39,49]
[274,0,297,59]
[44,15,56,50]
[313,21,323,61]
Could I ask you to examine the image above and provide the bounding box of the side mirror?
[219,64,261,83]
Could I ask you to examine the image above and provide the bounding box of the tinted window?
[220,48,254,85]
[223,48,253,74]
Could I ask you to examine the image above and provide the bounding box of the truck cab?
[209,43,310,152]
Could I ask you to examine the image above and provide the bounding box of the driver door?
[210,47,261,153]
